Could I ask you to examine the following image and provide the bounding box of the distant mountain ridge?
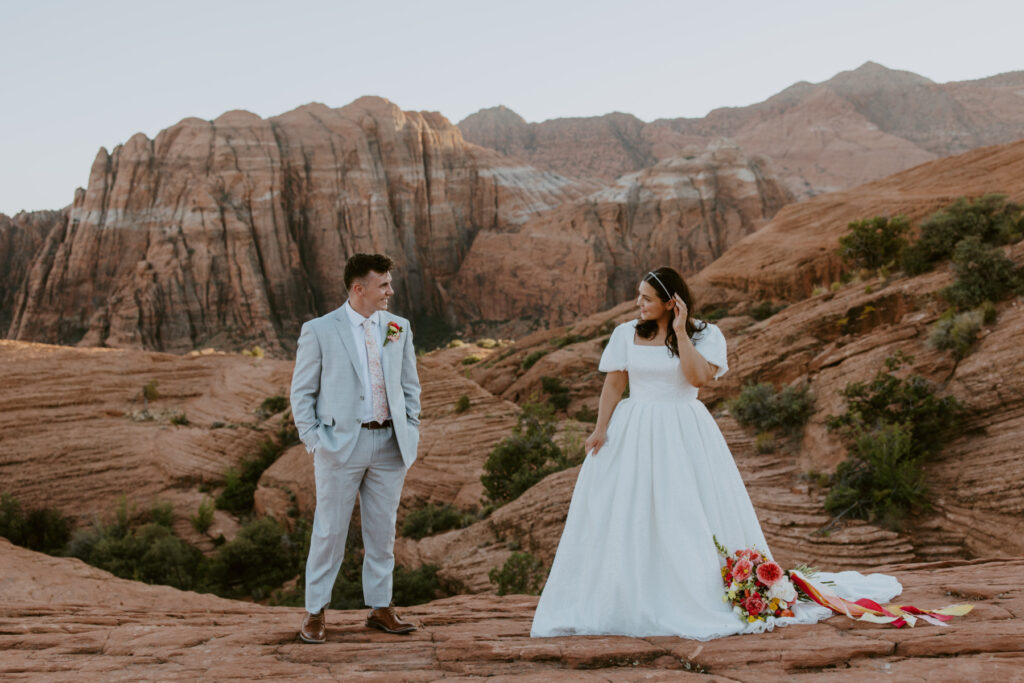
[459,62,1024,197]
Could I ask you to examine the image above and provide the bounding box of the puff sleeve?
[692,322,728,380]
[598,322,632,373]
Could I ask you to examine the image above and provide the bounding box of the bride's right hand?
[585,428,606,456]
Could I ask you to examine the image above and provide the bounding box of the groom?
[290,253,421,644]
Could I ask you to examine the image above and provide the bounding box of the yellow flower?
[747,615,757,623]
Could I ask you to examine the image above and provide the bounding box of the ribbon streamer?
[789,570,973,628]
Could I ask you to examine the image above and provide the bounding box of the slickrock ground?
[460,62,1024,198]
[2,539,1022,680]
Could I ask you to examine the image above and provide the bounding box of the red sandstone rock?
[1,538,1021,679]
[7,97,594,354]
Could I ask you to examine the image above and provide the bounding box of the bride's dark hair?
[636,266,707,357]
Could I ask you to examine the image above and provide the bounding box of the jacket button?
[360,395,365,400]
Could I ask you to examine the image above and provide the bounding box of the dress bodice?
[598,319,729,402]
[627,343,700,402]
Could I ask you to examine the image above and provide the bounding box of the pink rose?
[756,561,784,587]
[742,593,766,616]
[732,558,753,581]
[738,549,762,563]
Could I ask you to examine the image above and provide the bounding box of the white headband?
[645,271,671,299]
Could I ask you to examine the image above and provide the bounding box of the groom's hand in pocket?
[585,429,606,456]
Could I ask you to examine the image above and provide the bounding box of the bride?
[530,266,900,640]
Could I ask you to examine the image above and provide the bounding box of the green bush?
[825,352,962,461]
[215,418,298,516]
[190,497,215,533]
[475,338,498,349]
[0,493,71,554]
[489,551,546,596]
[728,383,814,435]
[553,333,586,349]
[824,353,963,530]
[521,350,548,370]
[400,503,475,539]
[838,215,911,270]
[69,521,204,591]
[205,516,305,600]
[393,563,446,605]
[750,301,785,321]
[259,395,288,416]
[143,380,160,403]
[481,403,567,506]
[573,405,598,423]
[901,194,1023,274]
[454,394,471,413]
[942,237,1019,310]
[149,501,174,528]
[698,306,730,322]
[824,423,926,530]
[540,376,571,411]
[929,308,985,359]
[447,339,466,348]
[169,412,190,426]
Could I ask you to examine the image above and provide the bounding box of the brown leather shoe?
[366,606,416,634]
[299,610,326,644]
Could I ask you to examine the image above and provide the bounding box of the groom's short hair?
[344,253,394,288]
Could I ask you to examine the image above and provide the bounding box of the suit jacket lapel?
[331,307,366,391]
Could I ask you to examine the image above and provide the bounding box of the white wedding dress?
[531,320,901,640]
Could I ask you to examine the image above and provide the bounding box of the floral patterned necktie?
[362,318,389,422]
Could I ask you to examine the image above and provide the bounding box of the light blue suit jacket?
[289,305,421,468]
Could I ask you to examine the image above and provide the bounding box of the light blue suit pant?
[305,425,407,614]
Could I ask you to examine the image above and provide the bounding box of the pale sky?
[2,0,1023,215]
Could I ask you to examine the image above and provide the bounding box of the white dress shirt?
[343,301,390,422]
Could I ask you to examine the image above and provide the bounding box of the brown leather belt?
[361,419,392,430]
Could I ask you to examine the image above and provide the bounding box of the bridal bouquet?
[714,537,798,622]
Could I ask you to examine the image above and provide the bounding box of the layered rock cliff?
[7,97,594,354]
[460,62,1024,197]
[450,142,792,329]
[0,209,65,334]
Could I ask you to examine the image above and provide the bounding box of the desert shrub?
[728,383,814,435]
[461,354,483,366]
[400,503,475,539]
[481,403,567,506]
[70,520,204,591]
[824,353,963,529]
[205,516,304,600]
[698,306,730,322]
[259,395,288,416]
[750,301,785,321]
[901,194,1023,274]
[0,493,71,554]
[839,215,911,270]
[929,308,985,359]
[754,432,775,454]
[393,563,446,605]
[475,338,498,349]
[489,551,546,596]
[540,375,571,411]
[825,352,962,461]
[142,380,160,403]
[215,420,297,515]
[169,412,190,426]
[824,423,926,530]
[454,394,471,413]
[149,501,174,528]
[190,497,215,533]
[521,350,548,370]
[447,339,466,348]
[573,405,598,423]
[942,237,1019,310]
[553,333,586,348]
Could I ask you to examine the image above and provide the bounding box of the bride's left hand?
[671,294,688,332]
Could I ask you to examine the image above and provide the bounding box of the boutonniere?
[384,321,402,346]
